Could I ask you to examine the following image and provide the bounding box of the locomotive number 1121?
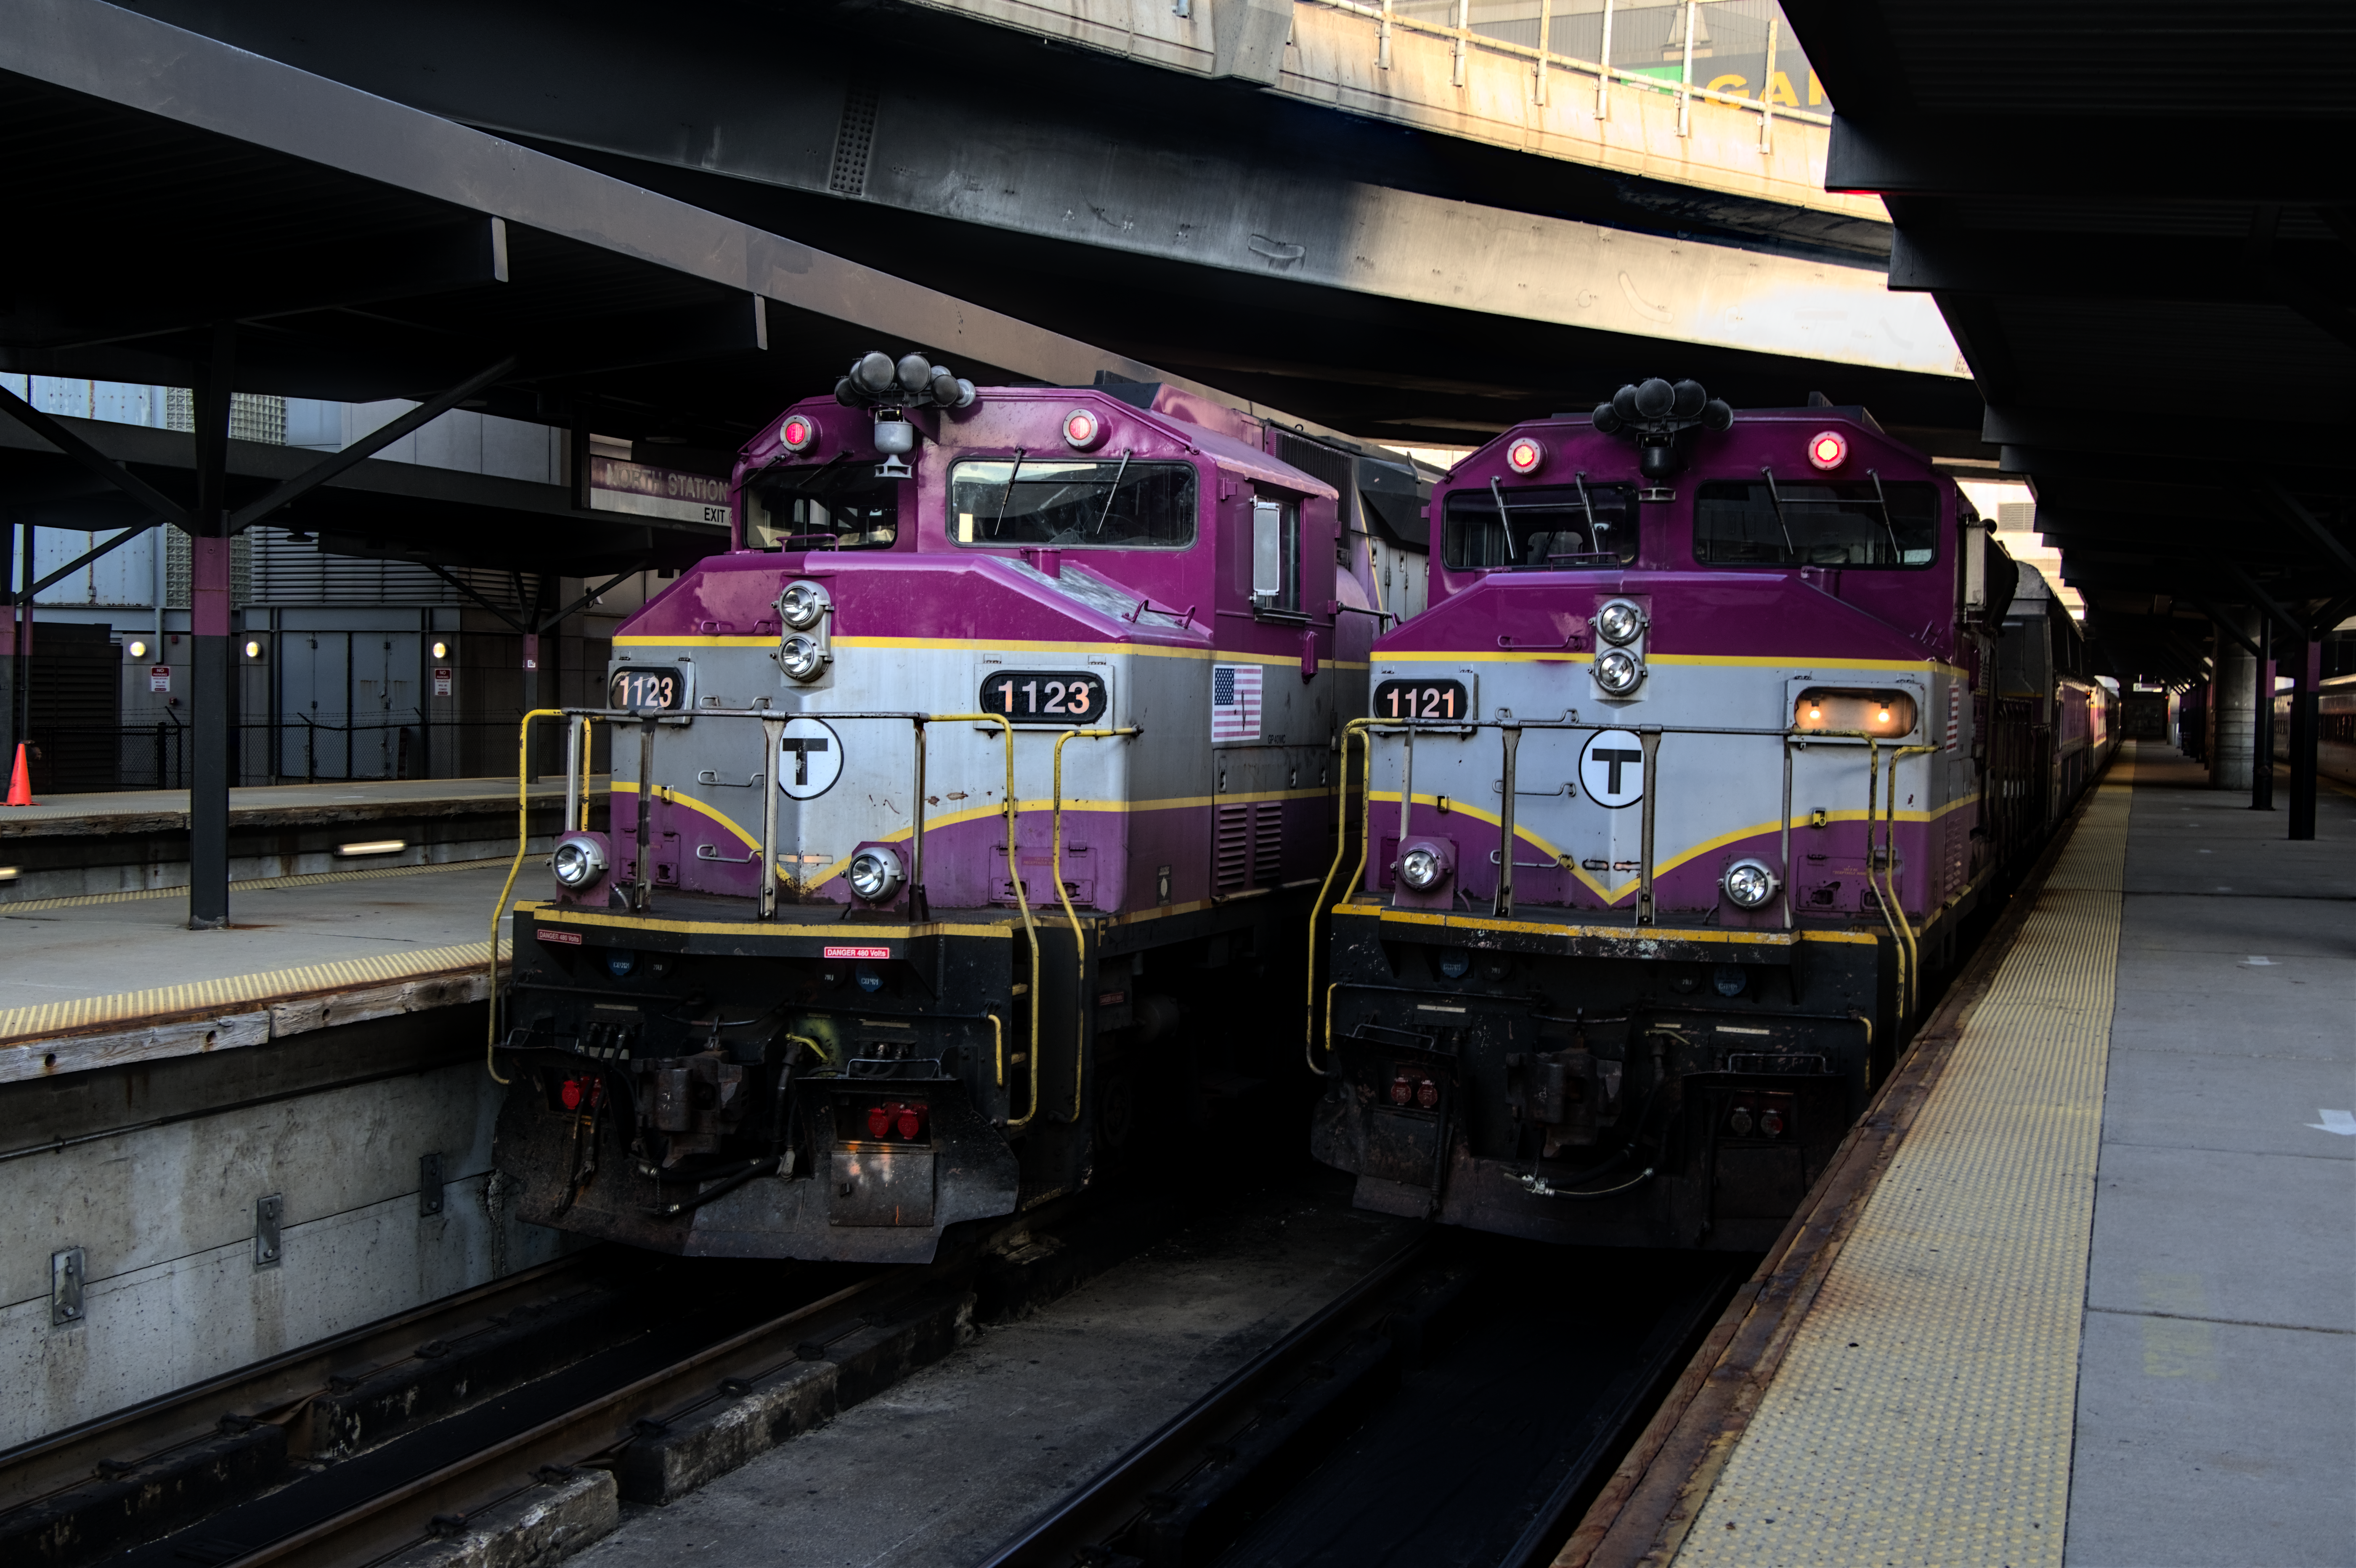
[1374,678,1471,722]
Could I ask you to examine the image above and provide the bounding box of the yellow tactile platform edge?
[0,855,509,914]
[0,936,515,1043]
[1675,759,2134,1568]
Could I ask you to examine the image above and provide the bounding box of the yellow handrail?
[487,708,567,1085]
[576,716,596,829]
[925,712,1036,1131]
[1305,718,1374,1075]
[1882,744,1941,1017]
[1052,725,1141,1123]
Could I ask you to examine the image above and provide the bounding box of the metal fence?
[1318,0,1827,144]
[16,715,593,792]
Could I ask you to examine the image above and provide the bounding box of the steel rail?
[226,1269,914,1568]
[0,1252,605,1517]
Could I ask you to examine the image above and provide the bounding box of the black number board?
[979,669,1110,726]
[1374,678,1471,722]
[610,666,687,711]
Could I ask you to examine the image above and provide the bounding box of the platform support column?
[2209,609,2257,792]
[2288,636,2320,840]
[189,323,236,930]
[2251,614,2274,810]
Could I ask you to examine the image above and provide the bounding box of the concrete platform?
[3,856,566,1445]
[0,776,604,904]
[1570,742,2354,1568]
[1,858,530,1075]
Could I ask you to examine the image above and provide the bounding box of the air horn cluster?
[834,350,976,412]
[1592,377,1733,482]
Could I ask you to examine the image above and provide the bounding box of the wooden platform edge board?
[0,960,507,1084]
[1551,762,2115,1568]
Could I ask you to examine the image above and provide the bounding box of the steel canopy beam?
[1893,231,2351,304]
[0,381,191,529]
[227,356,517,532]
[0,0,1187,403]
[1827,115,2356,200]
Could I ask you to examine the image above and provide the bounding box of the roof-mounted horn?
[1592,377,1732,487]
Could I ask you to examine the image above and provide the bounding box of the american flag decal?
[1212,663,1261,743]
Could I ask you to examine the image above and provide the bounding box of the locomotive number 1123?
[979,669,1109,725]
[1374,678,1471,721]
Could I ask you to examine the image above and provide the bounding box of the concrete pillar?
[2210,609,2257,791]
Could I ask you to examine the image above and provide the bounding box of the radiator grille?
[1215,803,1250,891]
[1253,801,1283,885]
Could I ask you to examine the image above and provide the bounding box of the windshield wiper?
[1759,467,1798,559]
[993,448,1027,538]
[1488,476,1551,564]
[1866,469,1904,561]
[1093,449,1133,535]
[1573,470,1603,558]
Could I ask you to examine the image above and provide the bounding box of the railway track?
[984,1236,1738,1568]
[2,1173,1188,1568]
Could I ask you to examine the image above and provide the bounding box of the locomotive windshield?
[948,458,1196,549]
[1441,482,1640,571]
[746,463,898,550]
[1694,477,1938,568]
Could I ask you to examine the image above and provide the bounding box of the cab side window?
[1251,495,1301,613]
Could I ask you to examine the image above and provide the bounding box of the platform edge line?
[1552,756,2121,1568]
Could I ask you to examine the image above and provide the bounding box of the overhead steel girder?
[1998,443,2354,496]
[93,0,1972,406]
[1984,405,2356,467]
[0,0,1189,409]
[1826,116,2356,200]
[1891,230,2351,306]
[4,217,510,354]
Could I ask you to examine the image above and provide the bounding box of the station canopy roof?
[1783,0,2356,681]
[0,0,1200,575]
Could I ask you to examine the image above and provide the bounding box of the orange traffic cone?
[5,743,31,807]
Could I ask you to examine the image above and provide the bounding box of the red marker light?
[1506,437,1544,475]
[780,414,816,454]
[1415,1078,1440,1110]
[560,1078,584,1111]
[897,1104,927,1140]
[1390,1075,1415,1106]
[1062,407,1104,450]
[1807,430,1848,471]
[866,1102,894,1139]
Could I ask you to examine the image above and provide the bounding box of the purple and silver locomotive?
[492,352,1409,1261]
[1309,379,2114,1250]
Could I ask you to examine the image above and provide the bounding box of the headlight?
[1595,648,1644,695]
[1595,599,1645,646]
[847,847,904,903]
[1722,858,1779,909]
[1398,844,1446,890]
[778,580,828,630]
[551,832,608,890]
[778,633,827,681]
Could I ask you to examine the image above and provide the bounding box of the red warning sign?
[822,945,892,959]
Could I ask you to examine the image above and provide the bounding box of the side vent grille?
[1252,801,1282,885]
[1215,804,1250,891]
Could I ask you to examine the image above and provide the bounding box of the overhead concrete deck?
[1622,744,2353,1567]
